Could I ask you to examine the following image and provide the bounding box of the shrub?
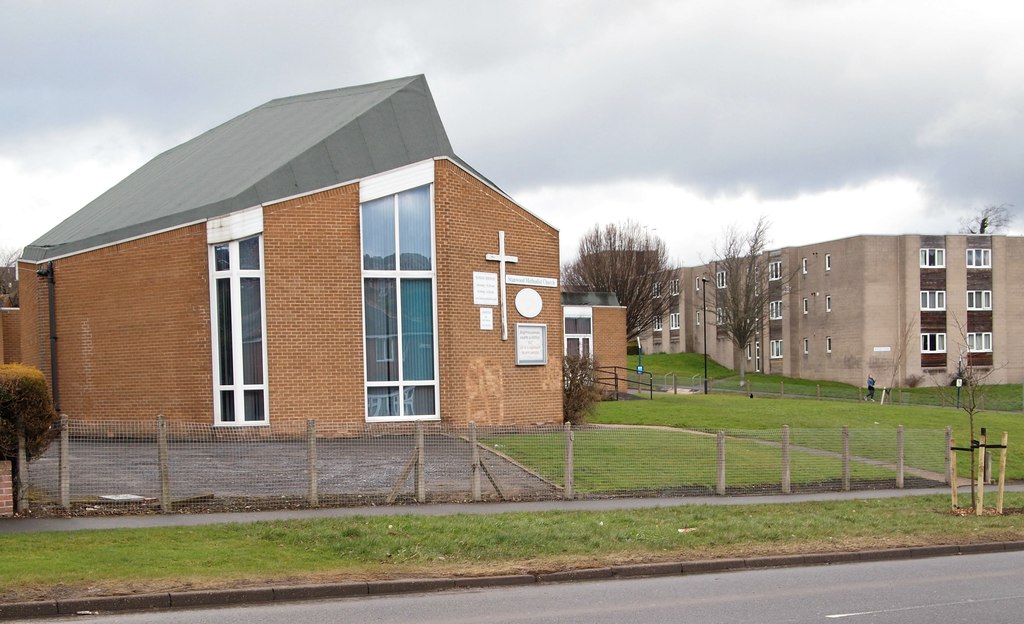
[0,364,59,463]
[904,374,924,388]
[563,355,601,425]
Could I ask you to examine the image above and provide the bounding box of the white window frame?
[768,261,782,281]
[564,306,593,358]
[769,300,783,320]
[967,332,993,353]
[695,276,702,292]
[825,295,832,312]
[802,297,809,315]
[967,290,992,310]
[826,336,833,353]
[669,312,680,330]
[825,254,831,271]
[716,307,724,324]
[920,290,946,311]
[966,248,992,268]
[920,248,946,268]
[653,281,662,298]
[770,339,783,359]
[360,177,440,422]
[716,270,727,289]
[746,343,752,360]
[208,234,270,427]
[801,257,808,274]
[653,316,663,331]
[921,333,946,353]
[695,310,701,326]
[802,338,809,354]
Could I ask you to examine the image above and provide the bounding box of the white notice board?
[515,323,548,365]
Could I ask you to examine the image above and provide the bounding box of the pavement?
[3,485,1023,620]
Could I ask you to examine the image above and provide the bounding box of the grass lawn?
[591,393,1024,480]
[3,494,1024,603]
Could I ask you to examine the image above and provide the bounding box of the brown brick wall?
[262,183,366,429]
[0,460,12,517]
[0,308,21,363]
[592,306,627,392]
[434,160,563,427]
[17,159,562,431]
[21,226,213,420]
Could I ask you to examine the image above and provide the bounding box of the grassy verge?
[592,393,1024,479]
[3,495,1023,603]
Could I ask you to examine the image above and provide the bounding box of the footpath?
[3,485,1024,620]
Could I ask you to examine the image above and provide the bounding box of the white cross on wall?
[485,230,518,341]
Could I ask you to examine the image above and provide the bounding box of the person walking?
[866,375,876,401]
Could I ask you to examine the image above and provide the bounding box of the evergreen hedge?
[0,364,59,463]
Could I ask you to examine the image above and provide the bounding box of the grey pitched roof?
[561,291,622,307]
[24,75,458,262]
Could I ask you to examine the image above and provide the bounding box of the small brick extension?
[0,460,12,517]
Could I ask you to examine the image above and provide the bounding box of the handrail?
[593,365,654,399]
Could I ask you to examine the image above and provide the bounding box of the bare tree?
[958,203,1013,234]
[0,247,19,308]
[934,316,1003,510]
[705,217,777,387]
[561,221,672,339]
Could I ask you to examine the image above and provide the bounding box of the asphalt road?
[15,550,1024,623]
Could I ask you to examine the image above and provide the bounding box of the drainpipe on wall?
[36,261,59,412]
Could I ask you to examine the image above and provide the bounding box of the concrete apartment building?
[642,234,1024,388]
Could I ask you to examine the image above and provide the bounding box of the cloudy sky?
[2,0,1022,265]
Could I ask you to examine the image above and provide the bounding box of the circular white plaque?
[515,288,543,318]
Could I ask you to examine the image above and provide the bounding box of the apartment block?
[641,234,1024,387]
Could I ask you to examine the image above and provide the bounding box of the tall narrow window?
[362,184,438,420]
[769,300,782,320]
[825,295,832,312]
[716,270,727,288]
[769,261,782,281]
[669,312,680,330]
[770,339,783,359]
[826,336,833,353]
[825,254,831,271]
[211,235,268,425]
[653,316,663,331]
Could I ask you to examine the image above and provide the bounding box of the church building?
[17,75,565,431]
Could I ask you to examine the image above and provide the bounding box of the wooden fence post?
[944,427,952,485]
[896,425,904,489]
[781,425,791,494]
[15,432,27,514]
[307,419,318,507]
[841,426,850,492]
[416,421,425,503]
[564,422,574,500]
[997,431,1008,514]
[157,415,171,513]
[470,422,481,502]
[716,431,726,495]
[976,428,987,515]
[59,414,70,510]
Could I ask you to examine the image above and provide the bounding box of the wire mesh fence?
[22,418,951,515]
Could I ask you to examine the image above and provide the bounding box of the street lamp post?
[701,276,709,394]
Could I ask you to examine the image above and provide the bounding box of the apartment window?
[695,277,702,291]
[802,338,809,354]
[920,290,946,311]
[769,300,783,320]
[920,248,945,268]
[967,290,992,310]
[653,281,662,298]
[695,311,701,326]
[669,312,680,330]
[825,295,832,312]
[670,278,680,296]
[716,307,723,323]
[653,316,663,331]
[769,261,782,281]
[802,297,809,315]
[746,343,752,360]
[716,270,727,288]
[770,339,783,359]
[801,257,808,274]
[362,184,438,420]
[966,248,992,268]
[921,333,946,353]
[967,332,993,352]
[826,336,833,353]
[211,235,269,425]
[825,254,831,271]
